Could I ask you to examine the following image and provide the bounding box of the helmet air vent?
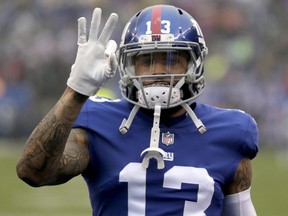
[135,11,141,17]
[178,9,183,15]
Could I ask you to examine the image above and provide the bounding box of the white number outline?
[119,163,215,216]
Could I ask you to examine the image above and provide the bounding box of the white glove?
[67,8,118,96]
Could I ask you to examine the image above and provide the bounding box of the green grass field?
[1,141,288,216]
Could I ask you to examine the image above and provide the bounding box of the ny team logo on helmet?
[118,4,208,110]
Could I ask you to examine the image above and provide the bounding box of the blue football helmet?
[118,4,208,110]
[118,5,208,168]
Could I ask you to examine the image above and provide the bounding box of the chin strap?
[140,105,165,169]
[118,104,165,169]
[119,105,140,134]
[181,103,207,134]
[119,103,206,169]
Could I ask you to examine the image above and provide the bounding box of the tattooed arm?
[16,87,90,187]
[222,159,257,215]
[223,158,253,194]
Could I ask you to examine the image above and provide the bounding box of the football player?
[17,5,259,216]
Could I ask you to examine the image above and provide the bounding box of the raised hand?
[67,8,118,96]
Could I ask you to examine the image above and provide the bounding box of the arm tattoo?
[41,115,67,156]
[22,88,87,173]
[59,129,90,177]
[16,88,89,186]
[233,158,253,192]
[25,107,72,170]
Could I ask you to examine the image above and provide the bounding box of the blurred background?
[0,0,287,215]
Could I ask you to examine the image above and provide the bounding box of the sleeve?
[241,115,259,159]
[222,187,257,216]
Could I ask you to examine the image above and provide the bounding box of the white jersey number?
[119,163,214,216]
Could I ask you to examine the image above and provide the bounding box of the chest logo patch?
[162,132,174,146]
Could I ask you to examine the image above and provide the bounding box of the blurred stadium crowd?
[0,0,287,148]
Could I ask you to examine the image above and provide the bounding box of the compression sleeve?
[222,187,257,216]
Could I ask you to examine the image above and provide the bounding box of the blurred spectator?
[0,56,34,136]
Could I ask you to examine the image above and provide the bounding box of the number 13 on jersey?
[120,162,215,215]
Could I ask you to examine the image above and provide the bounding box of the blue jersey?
[73,97,259,216]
